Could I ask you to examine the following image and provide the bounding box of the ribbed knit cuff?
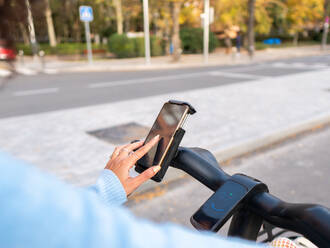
[92,169,127,206]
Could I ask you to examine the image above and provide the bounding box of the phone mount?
[135,100,196,182]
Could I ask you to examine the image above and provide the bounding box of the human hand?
[105,135,161,196]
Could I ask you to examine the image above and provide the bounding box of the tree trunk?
[114,0,123,34]
[321,23,329,50]
[44,0,57,47]
[164,18,170,55]
[293,32,299,46]
[247,0,255,58]
[19,23,30,45]
[25,0,38,56]
[124,15,130,33]
[63,0,70,42]
[224,36,232,54]
[321,0,329,50]
[172,1,181,62]
[73,19,81,42]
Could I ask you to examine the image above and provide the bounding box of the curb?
[214,112,330,162]
[132,112,330,195]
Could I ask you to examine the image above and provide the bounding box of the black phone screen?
[139,103,188,168]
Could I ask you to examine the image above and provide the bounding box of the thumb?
[132,165,161,188]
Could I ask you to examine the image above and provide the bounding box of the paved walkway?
[0,68,329,190]
[14,45,330,74]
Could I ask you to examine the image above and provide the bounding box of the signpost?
[321,16,329,50]
[203,0,210,64]
[79,6,93,64]
[142,0,151,65]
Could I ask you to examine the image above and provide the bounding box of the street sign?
[79,6,93,22]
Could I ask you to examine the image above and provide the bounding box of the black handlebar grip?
[250,192,330,248]
[172,147,230,191]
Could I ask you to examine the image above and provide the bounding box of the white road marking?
[270,62,328,69]
[43,69,59,74]
[208,71,270,80]
[311,63,329,69]
[220,64,266,73]
[15,68,38,76]
[88,72,207,88]
[0,69,12,77]
[13,88,59,97]
[88,68,268,89]
[287,62,310,68]
[271,62,288,68]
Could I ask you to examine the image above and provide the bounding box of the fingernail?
[153,165,161,173]
[153,135,160,140]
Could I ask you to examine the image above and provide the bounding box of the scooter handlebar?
[171,147,330,248]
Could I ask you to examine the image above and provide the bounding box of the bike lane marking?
[13,88,59,97]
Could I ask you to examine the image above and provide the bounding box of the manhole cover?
[88,122,149,145]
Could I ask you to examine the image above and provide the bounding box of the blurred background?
[1,0,330,63]
[0,0,330,233]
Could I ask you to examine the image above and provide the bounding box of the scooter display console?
[191,175,268,232]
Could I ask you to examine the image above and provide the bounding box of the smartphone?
[135,101,190,180]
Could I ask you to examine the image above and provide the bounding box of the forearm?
[0,151,264,248]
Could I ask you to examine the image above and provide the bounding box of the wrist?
[94,169,127,206]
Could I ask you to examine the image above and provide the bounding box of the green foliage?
[150,36,164,56]
[108,34,136,58]
[215,0,247,32]
[209,31,219,53]
[107,34,164,58]
[286,0,323,35]
[255,40,321,50]
[133,38,145,57]
[16,43,107,56]
[101,26,117,39]
[180,27,219,54]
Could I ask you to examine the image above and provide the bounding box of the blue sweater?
[89,169,127,206]
[0,150,265,248]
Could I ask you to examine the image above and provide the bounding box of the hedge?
[107,34,136,58]
[108,34,164,58]
[16,43,107,56]
[180,27,219,54]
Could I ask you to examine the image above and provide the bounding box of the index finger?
[122,140,144,152]
[130,135,160,162]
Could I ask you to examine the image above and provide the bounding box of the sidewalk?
[0,68,329,194]
[15,45,330,74]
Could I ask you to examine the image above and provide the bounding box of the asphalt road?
[129,125,330,237]
[0,54,329,118]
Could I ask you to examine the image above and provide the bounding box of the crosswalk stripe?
[270,62,328,69]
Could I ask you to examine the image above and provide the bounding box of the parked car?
[263,38,282,45]
[0,39,16,61]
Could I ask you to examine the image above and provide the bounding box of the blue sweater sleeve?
[0,151,265,248]
[88,169,127,206]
